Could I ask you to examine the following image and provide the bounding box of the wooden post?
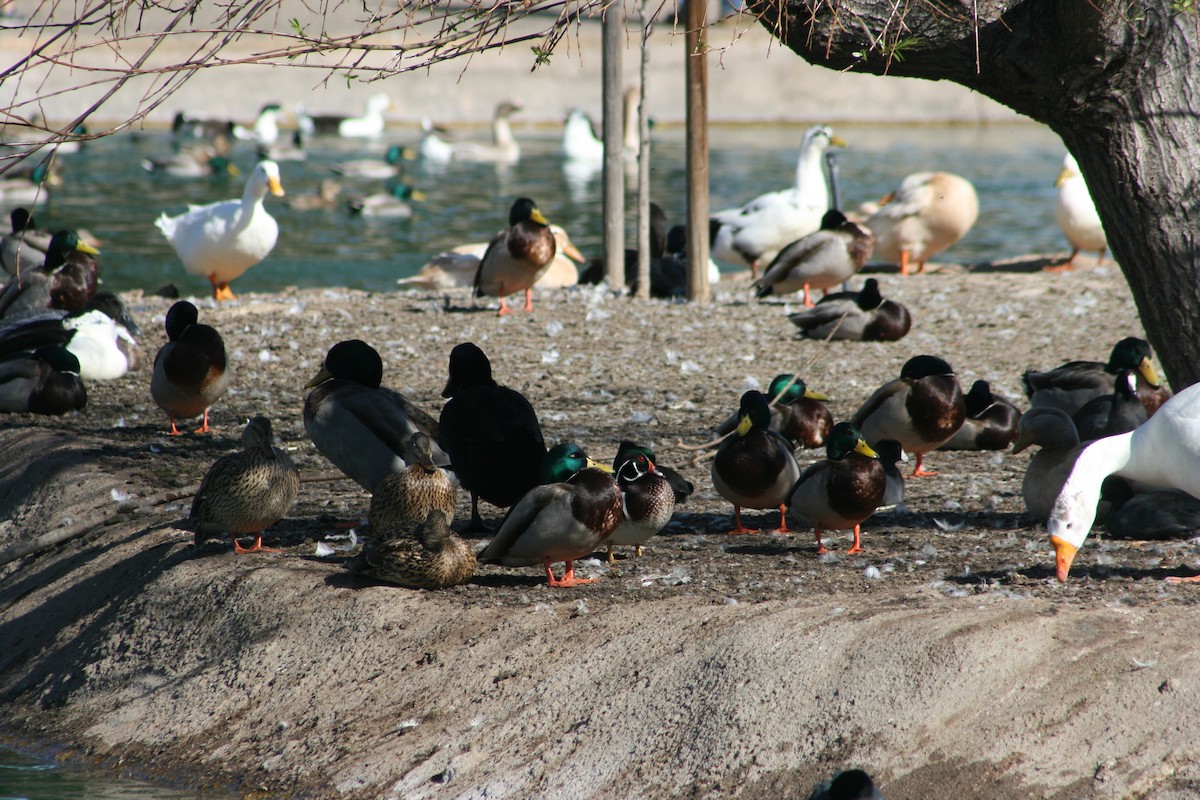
[635,4,652,299]
[685,0,709,304]
[602,0,625,290]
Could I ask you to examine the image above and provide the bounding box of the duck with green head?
[787,422,885,555]
[711,390,801,534]
[0,229,99,320]
[150,300,230,435]
[473,197,557,315]
[607,450,676,561]
[1022,337,1169,417]
[478,442,621,588]
[714,374,832,450]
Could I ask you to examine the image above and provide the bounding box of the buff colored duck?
[478,442,622,588]
[865,172,979,275]
[940,379,1021,451]
[786,278,911,342]
[1050,153,1107,270]
[607,450,676,561]
[438,342,547,530]
[155,160,284,301]
[1022,337,1168,417]
[368,432,456,532]
[150,301,230,435]
[787,421,885,555]
[303,339,446,494]
[710,125,845,277]
[851,355,966,477]
[189,416,299,554]
[445,101,522,165]
[473,197,557,315]
[1047,381,1200,583]
[354,510,476,589]
[711,390,801,534]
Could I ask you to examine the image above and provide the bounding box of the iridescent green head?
[826,422,878,461]
[541,442,608,484]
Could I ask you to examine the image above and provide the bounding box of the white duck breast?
[1055,153,1107,258]
[562,109,603,162]
[64,311,139,380]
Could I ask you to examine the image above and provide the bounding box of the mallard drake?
[473,197,557,315]
[1071,370,1147,442]
[354,510,476,589]
[1049,153,1106,271]
[940,379,1021,450]
[346,182,424,219]
[865,172,979,275]
[438,341,547,530]
[752,210,875,306]
[851,355,966,476]
[786,278,911,342]
[155,159,284,301]
[716,374,833,450]
[0,229,99,319]
[299,93,390,138]
[612,440,694,504]
[1,208,50,277]
[303,339,446,494]
[786,421,884,555]
[479,442,621,587]
[710,125,845,277]
[150,300,231,435]
[711,390,801,533]
[330,144,408,179]
[0,344,86,414]
[607,450,676,561]
[808,768,885,800]
[0,163,53,209]
[1011,407,1084,523]
[189,415,299,554]
[368,432,456,532]
[141,152,239,178]
[286,179,341,211]
[400,224,583,292]
[445,101,522,165]
[1022,336,1168,417]
[874,439,906,510]
[1047,381,1200,582]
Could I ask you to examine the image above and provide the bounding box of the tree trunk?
[750,0,1200,388]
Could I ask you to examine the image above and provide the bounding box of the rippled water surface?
[0,746,224,799]
[30,122,1065,297]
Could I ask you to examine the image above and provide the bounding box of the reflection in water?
[0,745,225,799]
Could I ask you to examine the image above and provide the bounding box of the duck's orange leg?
[168,416,184,436]
[545,558,596,587]
[232,532,283,554]
[814,525,827,554]
[193,408,213,434]
[523,287,534,312]
[728,505,759,535]
[1044,249,1079,273]
[910,452,938,477]
[772,504,793,533]
[802,284,815,308]
[898,250,911,276]
[845,524,865,554]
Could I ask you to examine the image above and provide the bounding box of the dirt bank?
[2,260,1200,799]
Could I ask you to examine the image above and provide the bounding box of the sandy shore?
[2,261,1200,799]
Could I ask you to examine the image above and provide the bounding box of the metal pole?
[684,0,709,304]
[602,0,626,290]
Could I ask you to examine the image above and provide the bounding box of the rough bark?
[750,0,1200,388]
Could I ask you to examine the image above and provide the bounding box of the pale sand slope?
[2,258,1199,799]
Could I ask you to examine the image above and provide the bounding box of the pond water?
[27,121,1066,297]
[0,745,225,799]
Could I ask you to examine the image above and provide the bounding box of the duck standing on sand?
[189,416,299,554]
[473,197,557,316]
[155,160,284,301]
[851,355,965,477]
[303,339,446,494]
[1049,152,1107,271]
[865,172,978,276]
[711,390,801,534]
[787,422,885,556]
[150,300,231,435]
[752,209,875,307]
[438,342,547,530]
[479,442,621,588]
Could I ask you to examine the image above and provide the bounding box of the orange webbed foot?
[232,534,283,554]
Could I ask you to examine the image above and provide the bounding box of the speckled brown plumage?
[369,432,456,533]
[190,416,299,553]
[355,510,476,589]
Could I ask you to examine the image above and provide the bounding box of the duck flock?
[5,96,1194,602]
